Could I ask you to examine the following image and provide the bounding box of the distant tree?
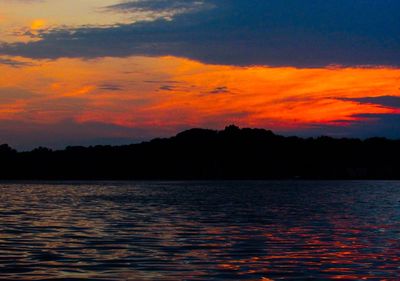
[0,125,400,180]
[0,144,16,155]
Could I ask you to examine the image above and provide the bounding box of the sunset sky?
[0,0,399,149]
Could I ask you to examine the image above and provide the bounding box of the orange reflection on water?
[0,182,399,280]
[208,220,399,280]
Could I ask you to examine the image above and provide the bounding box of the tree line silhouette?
[0,125,399,180]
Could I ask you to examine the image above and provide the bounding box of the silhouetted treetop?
[0,125,399,180]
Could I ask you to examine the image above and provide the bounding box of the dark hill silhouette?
[0,125,400,180]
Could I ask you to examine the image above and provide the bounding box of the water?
[0,181,399,280]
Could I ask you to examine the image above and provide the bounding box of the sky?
[0,0,399,150]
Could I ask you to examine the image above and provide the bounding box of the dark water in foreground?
[0,181,399,280]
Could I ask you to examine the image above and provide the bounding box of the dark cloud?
[340,95,400,108]
[209,86,229,94]
[98,83,124,91]
[280,113,400,140]
[159,85,175,91]
[1,0,399,67]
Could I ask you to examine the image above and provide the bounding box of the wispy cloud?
[105,0,213,20]
[0,57,34,67]
[98,83,124,91]
[208,86,229,95]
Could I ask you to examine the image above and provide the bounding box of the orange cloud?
[63,85,95,97]
[0,56,399,131]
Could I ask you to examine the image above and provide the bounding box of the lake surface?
[0,181,399,280]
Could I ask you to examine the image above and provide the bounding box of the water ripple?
[0,181,399,280]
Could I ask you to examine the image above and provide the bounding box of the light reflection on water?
[0,181,399,280]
